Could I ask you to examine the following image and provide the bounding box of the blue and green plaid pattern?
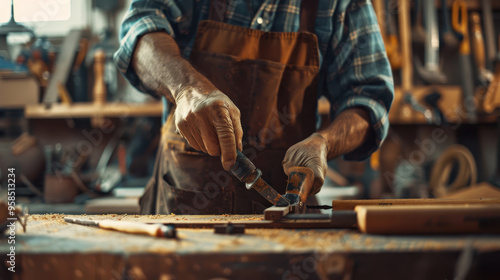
[114,0,394,160]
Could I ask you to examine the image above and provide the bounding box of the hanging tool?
[481,0,496,71]
[399,0,432,122]
[383,0,402,70]
[411,0,426,45]
[470,12,493,86]
[482,35,500,114]
[91,49,107,128]
[415,0,447,84]
[372,0,386,39]
[424,91,447,125]
[441,0,459,49]
[64,218,177,238]
[470,12,493,112]
[452,0,477,122]
[229,151,314,220]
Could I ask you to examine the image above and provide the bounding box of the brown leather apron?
[140,0,320,214]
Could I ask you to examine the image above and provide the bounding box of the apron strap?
[299,0,319,32]
[209,0,228,22]
[208,0,319,33]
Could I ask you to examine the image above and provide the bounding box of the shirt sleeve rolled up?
[113,0,183,96]
[325,0,394,161]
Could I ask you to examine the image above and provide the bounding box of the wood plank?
[356,204,500,234]
[332,198,500,210]
[25,102,163,118]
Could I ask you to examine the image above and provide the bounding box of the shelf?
[319,86,497,125]
[25,102,163,119]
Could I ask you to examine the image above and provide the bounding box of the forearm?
[317,108,372,160]
[131,32,216,103]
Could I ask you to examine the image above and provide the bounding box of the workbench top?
[2,214,500,280]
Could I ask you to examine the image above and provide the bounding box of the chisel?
[64,217,177,238]
[453,0,477,122]
[229,151,314,217]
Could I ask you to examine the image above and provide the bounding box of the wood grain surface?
[1,214,499,280]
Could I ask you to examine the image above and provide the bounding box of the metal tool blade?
[64,217,100,227]
[230,151,291,206]
[251,177,291,206]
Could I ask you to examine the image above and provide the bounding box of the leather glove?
[282,133,328,195]
[174,87,243,170]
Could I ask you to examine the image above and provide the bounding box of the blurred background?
[0,0,499,214]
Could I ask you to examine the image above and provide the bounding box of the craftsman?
[114,0,394,214]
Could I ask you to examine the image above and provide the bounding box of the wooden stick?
[332,198,500,211]
[98,220,169,237]
[356,204,500,234]
[264,206,290,221]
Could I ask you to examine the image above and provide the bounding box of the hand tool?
[415,0,447,84]
[399,0,433,123]
[470,12,493,112]
[424,91,447,125]
[44,29,82,105]
[372,0,386,39]
[452,0,477,122]
[441,0,459,49]
[91,49,106,128]
[384,0,402,70]
[470,12,493,87]
[411,0,426,45]
[482,35,500,114]
[481,0,496,71]
[331,198,500,210]
[64,217,177,238]
[356,204,500,234]
[71,38,89,103]
[373,0,402,71]
[229,151,314,219]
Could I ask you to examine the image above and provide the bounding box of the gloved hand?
[174,87,243,170]
[282,133,328,195]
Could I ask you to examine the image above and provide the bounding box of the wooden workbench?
[1,214,500,280]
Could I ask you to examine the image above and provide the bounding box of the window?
[0,0,88,36]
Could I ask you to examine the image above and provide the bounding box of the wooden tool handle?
[92,49,106,105]
[355,205,500,234]
[372,0,386,39]
[99,220,166,237]
[483,59,500,113]
[332,198,500,211]
[287,166,314,204]
[452,0,470,55]
[398,0,412,91]
[470,12,486,71]
[91,49,107,127]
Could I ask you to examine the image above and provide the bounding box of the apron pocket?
[159,172,234,215]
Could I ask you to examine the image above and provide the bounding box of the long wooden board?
[332,198,500,210]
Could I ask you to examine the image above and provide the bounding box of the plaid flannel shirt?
[114,0,394,160]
